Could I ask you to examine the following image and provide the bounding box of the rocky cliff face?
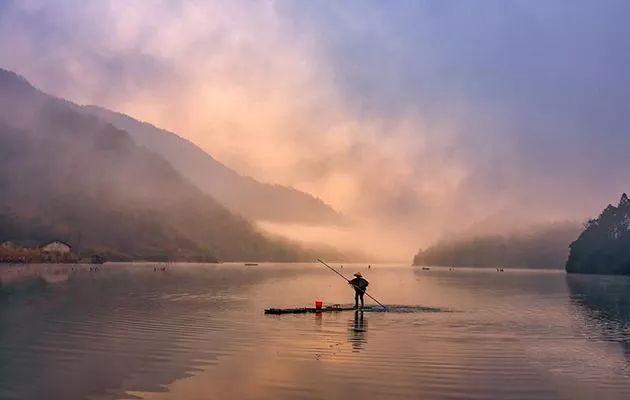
[566,194,630,274]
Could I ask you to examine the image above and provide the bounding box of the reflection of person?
[349,310,367,351]
[348,272,369,308]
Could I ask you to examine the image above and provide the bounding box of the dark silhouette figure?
[348,272,369,308]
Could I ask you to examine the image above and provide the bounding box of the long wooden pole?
[317,259,387,309]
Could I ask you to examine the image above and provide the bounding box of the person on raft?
[349,272,369,308]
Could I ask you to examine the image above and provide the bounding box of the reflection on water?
[348,310,367,351]
[567,274,630,356]
[2,264,630,399]
[567,274,630,324]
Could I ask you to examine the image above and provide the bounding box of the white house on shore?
[40,241,72,254]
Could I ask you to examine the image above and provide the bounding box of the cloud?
[2,0,630,257]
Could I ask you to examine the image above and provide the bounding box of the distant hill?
[0,68,320,262]
[82,106,341,225]
[413,222,582,269]
[566,194,630,275]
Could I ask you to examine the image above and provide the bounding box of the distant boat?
[245,263,258,266]
[422,267,430,271]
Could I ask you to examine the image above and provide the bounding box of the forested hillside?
[566,194,630,274]
[414,222,581,269]
[0,68,313,262]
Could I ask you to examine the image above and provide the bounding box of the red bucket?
[315,300,323,310]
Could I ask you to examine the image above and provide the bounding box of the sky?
[1,0,630,257]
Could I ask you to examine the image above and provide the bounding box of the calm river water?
[2,263,630,400]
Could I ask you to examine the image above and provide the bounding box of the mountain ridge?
[0,67,329,261]
[413,221,582,269]
[81,105,342,225]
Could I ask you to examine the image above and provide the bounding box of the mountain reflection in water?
[567,274,630,357]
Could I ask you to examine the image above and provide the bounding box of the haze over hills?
[0,68,332,262]
[414,221,582,269]
[81,106,341,225]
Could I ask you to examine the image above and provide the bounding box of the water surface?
[1,263,630,399]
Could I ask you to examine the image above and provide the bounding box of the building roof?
[40,240,72,248]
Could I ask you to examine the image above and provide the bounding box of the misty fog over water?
[2,263,630,400]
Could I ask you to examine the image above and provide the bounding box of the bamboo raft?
[265,304,377,315]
